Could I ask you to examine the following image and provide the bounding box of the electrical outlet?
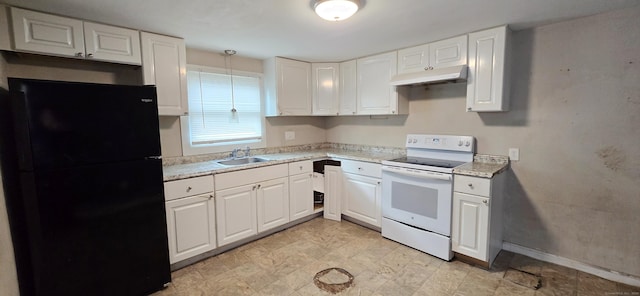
[509,148,520,161]
[285,131,295,141]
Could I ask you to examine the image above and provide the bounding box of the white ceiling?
[2,0,639,62]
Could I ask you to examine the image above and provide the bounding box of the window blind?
[186,69,262,146]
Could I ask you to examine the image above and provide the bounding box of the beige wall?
[0,52,19,296]
[328,7,640,277]
[159,48,327,157]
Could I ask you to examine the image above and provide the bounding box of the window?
[181,65,265,155]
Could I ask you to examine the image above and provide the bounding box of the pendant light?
[314,0,360,21]
[224,49,239,123]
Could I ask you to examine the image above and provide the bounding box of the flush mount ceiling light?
[314,0,360,21]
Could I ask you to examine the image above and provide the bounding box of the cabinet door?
[357,52,398,115]
[11,7,85,58]
[83,22,141,65]
[257,177,290,232]
[165,194,216,264]
[397,43,430,74]
[323,165,342,221]
[276,58,312,115]
[466,26,509,112]
[289,173,314,221]
[216,184,257,246]
[429,35,467,69]
[312,63,339,115]
[141,32,188,116]
[342,173,382,227]
[339,59,357,115]
[452,192,489,261]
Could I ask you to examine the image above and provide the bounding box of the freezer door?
[16,159,170,296]
[8,78,161,170]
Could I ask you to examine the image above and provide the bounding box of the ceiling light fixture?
[314,0,360,21]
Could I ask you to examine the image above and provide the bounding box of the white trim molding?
[503,242,640,287]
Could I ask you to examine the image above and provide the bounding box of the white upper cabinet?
[11,7,85,58]
[83,22,141,65]
[311,63,339,115]
[397,35,467,74]
[264,57,312,116]
[339,59,357,115]
[141,32,188,116]
[10,7,141,65]
[466,26,511,112]
[357,52,407,115]
[429,35,467,69]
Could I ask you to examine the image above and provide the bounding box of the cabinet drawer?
[454,175,491,197]
[164,175,214,201]
[289,161,313,175]
[341,159,382,178]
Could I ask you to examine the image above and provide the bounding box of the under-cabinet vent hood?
[390,65,468,86]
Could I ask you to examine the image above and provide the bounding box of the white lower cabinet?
[257,177,290,232]
[165,194,216,264]
[452,192,489,261]
[342,173,382,227]
[339,159,382,227]
[215,183,258,247]
[289,161,314,221]
[323,165,342,221]
[452,173,506,267]
[215,164,289,246]
[163,175,215,264]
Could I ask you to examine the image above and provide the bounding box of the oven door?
[381,165,453,236]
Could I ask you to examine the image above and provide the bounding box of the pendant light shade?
[314,0,360,21]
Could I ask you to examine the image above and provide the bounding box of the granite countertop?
[162,148,404,181]
[453,154,510,178]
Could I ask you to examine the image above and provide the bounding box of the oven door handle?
[382,166,452,181]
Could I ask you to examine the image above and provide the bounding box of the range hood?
[390,65,468,86]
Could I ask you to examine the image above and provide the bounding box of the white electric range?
[381,134,475,260]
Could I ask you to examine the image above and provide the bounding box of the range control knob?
[465,141,471,147]
[407,138,412,143]
[458,140,463,146]
[413,139,418,143]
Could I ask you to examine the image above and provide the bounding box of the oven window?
[391,181,438,219]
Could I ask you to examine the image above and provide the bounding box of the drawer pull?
[300,166,303,170]
[467,183,473,188]
[482,200,488,205]
[186,186,192,192]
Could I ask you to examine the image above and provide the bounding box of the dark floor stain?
[314,267,354,294]
[596,146,626,172]
[504,268,542,290]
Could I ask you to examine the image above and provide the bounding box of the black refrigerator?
[0,78,171,296]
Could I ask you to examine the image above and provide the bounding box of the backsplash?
[162,142,406,166]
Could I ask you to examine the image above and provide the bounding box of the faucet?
[244,146,251,157]
[230,148,240,158]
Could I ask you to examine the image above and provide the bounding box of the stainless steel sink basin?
[217,157,269,166]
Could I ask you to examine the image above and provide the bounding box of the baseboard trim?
[502,242,640,287]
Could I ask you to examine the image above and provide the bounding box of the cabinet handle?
[482,200,488,205]
[252,185,257,190]
[358,167,363,170]
[467,107,472,111]
[467,183,473,189]
[352,112,356,115]
[186,186,192,192]
[299,166,303,170]
[257,184,261,189]
[336,112,339,116]
[86,53,94,58]
[75,52,83,57]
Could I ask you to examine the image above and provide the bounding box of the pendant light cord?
[224,50,237,112]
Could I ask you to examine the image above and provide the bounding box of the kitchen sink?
[217,157,269,166]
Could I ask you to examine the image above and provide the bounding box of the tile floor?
[152,218,640,296]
